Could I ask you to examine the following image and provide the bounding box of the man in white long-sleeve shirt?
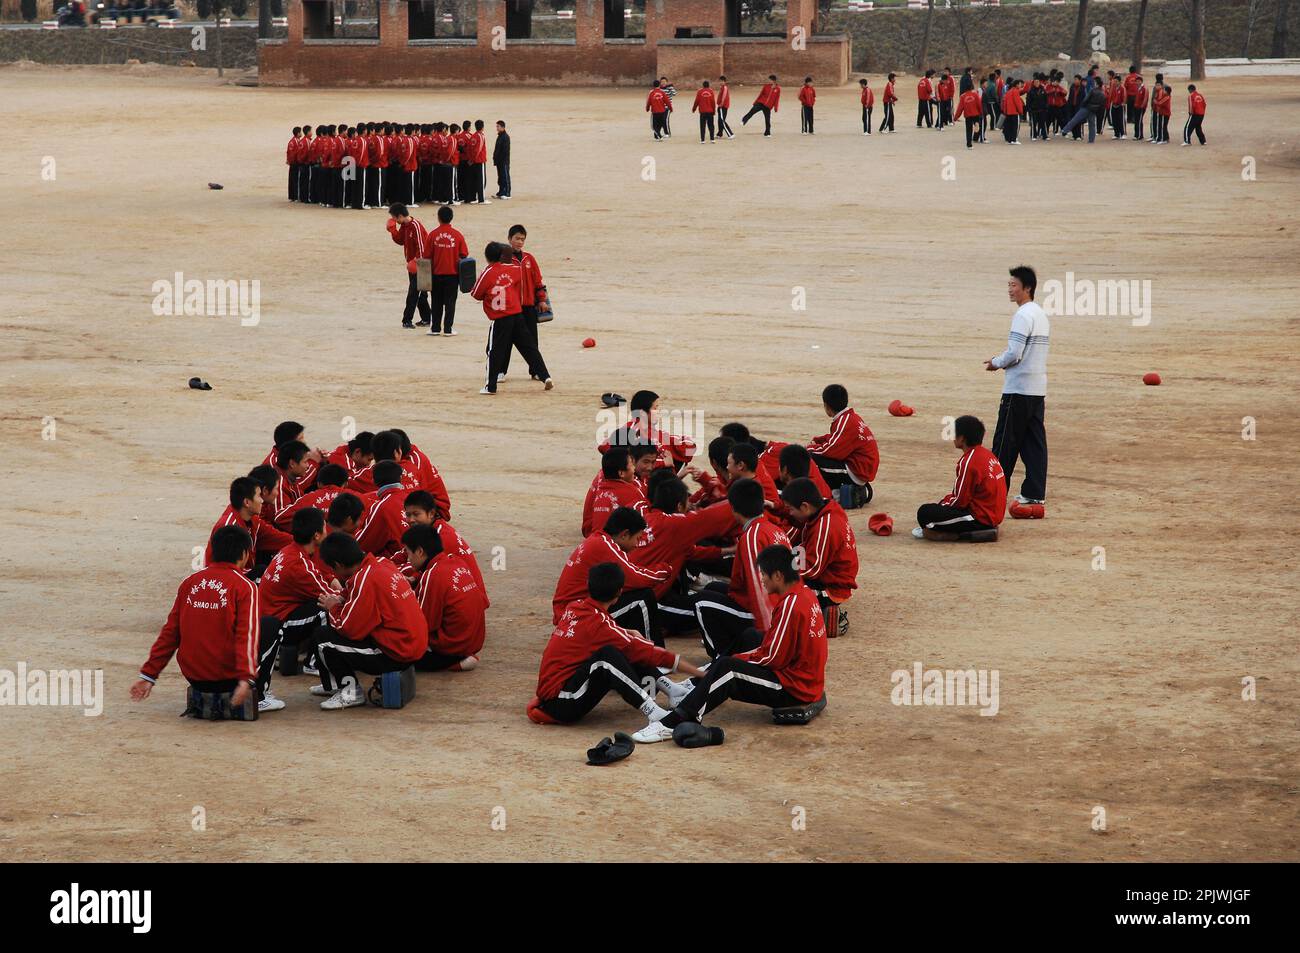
[985,265,1050,506]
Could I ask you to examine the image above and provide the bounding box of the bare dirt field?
[2,64,1298,862]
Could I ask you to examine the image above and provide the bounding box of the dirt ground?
[2,64,1298,862]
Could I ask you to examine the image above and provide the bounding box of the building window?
[409,0,478,39]
[304,1,380,39]
[728,0,782,37]
[608,0,645,40]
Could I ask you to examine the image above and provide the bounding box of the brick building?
[259,0,850,87]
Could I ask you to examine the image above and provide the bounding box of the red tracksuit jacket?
[807,407,880,483]
[327,554,426,663]
[956,89,982,119]
[389,217,430,274]
[860,86,875,108]
[429,223,468,276]
[274,485,345,530]
[515,250,544,308]
[355,485,411,559]
[257,542,336,620]
[1188,91,1207,115]
[536,598,678,702]
[755,83,781,110]
[471,260,524,319]
[552,531,669,624]
[730,514,791,634]
[581,474,647,538]
[204,506,292,565]
[286,136,300,165]
[788,499,858,603]
[646,88,670,114]
[261,444,318,491]
[940,445,1007,527]
[693,88,717,113]
[1134,84,1150,110]
[937,76,955,101]
[387,519,487,604]
[414,551,487,659]
[1002,88,1025,116]
[632,503,736,598]
[798,85,816,107]
[734,581,827,703]
[718,84,731,108]
[884,81,897,105]
[141,562,260,684]
[346,455,449,517]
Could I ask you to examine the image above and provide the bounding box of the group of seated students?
[129,422,488,715]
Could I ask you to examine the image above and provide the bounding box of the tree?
[1190,0,1206,80]
[1071,0,1090,60]
[1273,0,1292,58]
[1133,0,1149,66]
[916,0,934,71]
[1242,0,1263,57]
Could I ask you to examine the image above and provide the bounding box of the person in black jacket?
[492,121,511,200]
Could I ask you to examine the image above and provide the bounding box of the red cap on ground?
[1143,372,1161,386]
[867,513,894,536]
[888,399,915,417]
[1009,502,1045,520]
[582,337,596,349]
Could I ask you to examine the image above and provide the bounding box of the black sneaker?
[401,323,415,329]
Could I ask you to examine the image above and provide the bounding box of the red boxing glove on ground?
[1143,372,1161,386]
[888,399,915,417]
[867,513,894,536]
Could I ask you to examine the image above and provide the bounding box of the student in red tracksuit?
[936,69,956,129]
[597,389,697,472]
[330,125,347,208]
[582,446,649,538]
[741,74,781,136]
[416,123,435,205]
[444,123,463,204]
[131,525,280,713]
[859,79,874,135]
[346,430,451,516]
[312,532,427,710]
[348,126,370,210]
[726,441,781,517]
[364,123,385,209]
[455,121,473,202]
[1183,84,1207,146]
[1123,65,1142,126]
[286,126,303,201]
[880,72,898,132]
[635,544,826,743]
[259,420,323,491]
[956,85,983,148]
[258,508,339,675]
[798,76,816,134]
[646,80,671,140]
[465,120,489,204]
[401,523,487,672]
[716,75,734,138]
[1152,81,1172,143]
[633,474,739,639]
[427,205,468,336]
[528,562,707,726]
[500,224,550,382]
[692,80,718,143]
[1001,79,1025,143]
[400,123,421,207]
[273,462,348,529]
[553,506,670,641]
[780,478,858,638]
[914,414,1007,538]
[326,433,375,482]
[1130,76,1149,142]
[693,478,789,658]
[205,476,293,570]
[758,441,833,524]
[472,241,551,394]
[387,202,432,329]
[354,460,410,559]
[401,491,486,598]
[916,70,936,128]
[267,440,312,518]
[806,384,879,507]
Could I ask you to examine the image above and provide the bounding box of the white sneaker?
[445,329,458,336]
[1013,494,1045,505]
[479,386,494,395]
[301,659,319,676]
[320,680,366,710]
[452,655,479,672]
[911,527,925,539]
[658,677,694,707]
[309,683,331,696]
[632,721,676,744]
[497,372,507,382]
[257,688,286,712]
[543,378,554,390]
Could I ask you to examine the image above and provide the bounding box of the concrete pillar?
[287,0,303,44]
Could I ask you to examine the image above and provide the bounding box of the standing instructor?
[985,266,1050,507]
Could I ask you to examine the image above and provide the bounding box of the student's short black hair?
[317,463,348,487]
[601,446,632,480]
[496,120,506,127]
[728,443,758,472]
[348,432,374,456]
[727,478,766,519]
[276,439,310,470]
[859,78,867,86]
[273,420,305,445]
[508,224,527,238]
[628,443,659,462]
[653,79,661,88]
[293,126,302,135]
[646,468,680,506]
[630,389,659,414]
[247,464,278,493]
[756,544,798,584]
[403,489,438,515]
[887,72,896,80]
[804,76,812,83]
[438,206,453,224]
[588,562,625,603]
[475,120,485,130]
[291,507,326,545]
[780,477,824,511]
[707,435,735,471]
[484,241,508,264]
[373,460,404,488]
[822,384,849,414]
[1009,264,1037,299]
[320,531,365,570]
[370,430,403,462]
[778,443,812,478]
[602,507,646,537]
[390,428,413,457]
[768,74,777,81]
[328,492,364,528]
[955,415,985,446]
[388,203,409,217]
[719,422,750,444]
[1187,83,1196,91]
[651,476,690,513]
[703,80,710,87]
[401,522,443,560]
[719,75,727,81]
[210,524,253,565]
[230,476,259,510]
